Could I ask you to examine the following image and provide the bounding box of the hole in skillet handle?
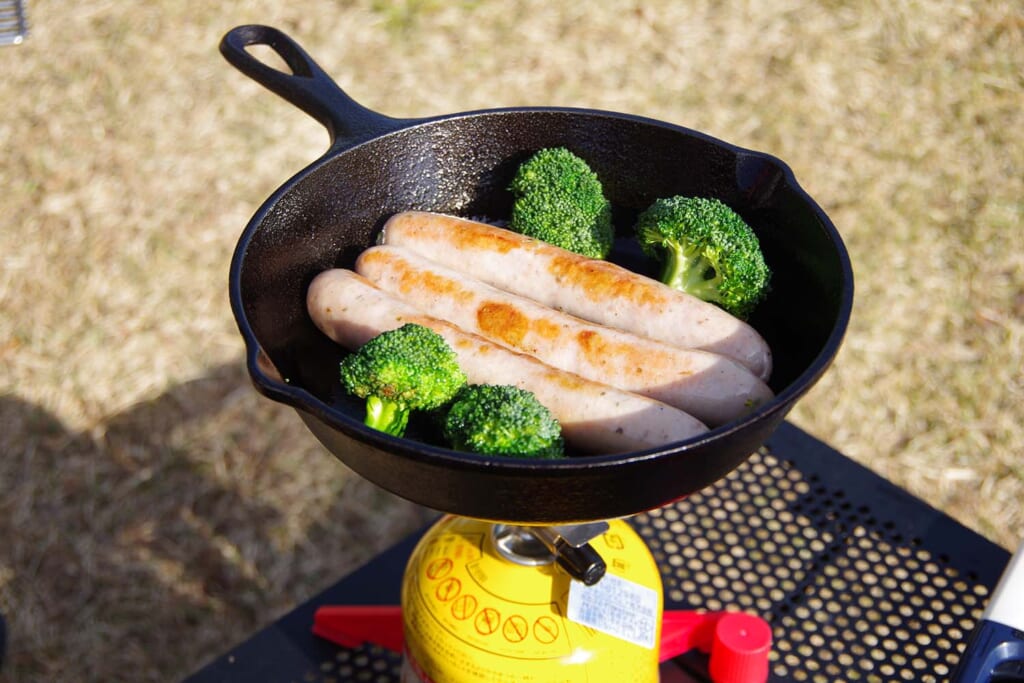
[219,24,410,149]
[220,25,320,94]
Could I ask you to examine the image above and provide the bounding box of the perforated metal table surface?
[186,422,1011,682]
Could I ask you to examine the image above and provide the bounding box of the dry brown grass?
[1,1,1021,680]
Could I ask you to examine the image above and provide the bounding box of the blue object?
[951,542,1024,682]
[951,622,1024,682]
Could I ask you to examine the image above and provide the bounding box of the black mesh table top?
[185,422,1011,682]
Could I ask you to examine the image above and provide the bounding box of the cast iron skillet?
[220,25,854,525]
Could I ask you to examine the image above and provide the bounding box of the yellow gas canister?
[399,516,663,683]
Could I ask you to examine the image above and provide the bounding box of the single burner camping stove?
[313,515,772,683]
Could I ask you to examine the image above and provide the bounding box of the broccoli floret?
[635,196,771,320]
[508,147,614,259]
[339,323,467,437]
[442,384,565,459]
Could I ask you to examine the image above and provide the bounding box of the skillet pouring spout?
[221,24,854,524]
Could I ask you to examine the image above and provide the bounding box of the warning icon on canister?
[533,616,559,644]
[450,594,477,620]
[475,607,500,636]
[502,615,528,643]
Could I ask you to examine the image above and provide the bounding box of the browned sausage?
[355,244,773,426]
[380,211,773,381]
[307,268,709,454]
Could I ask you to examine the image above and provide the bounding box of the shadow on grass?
[0,362,432,683]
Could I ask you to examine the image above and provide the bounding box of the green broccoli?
[634,196,771,320]
[442,384,565,459]
[339,323,467,437]
[508,147,614,259]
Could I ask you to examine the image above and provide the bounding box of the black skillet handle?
[220,25,410,150]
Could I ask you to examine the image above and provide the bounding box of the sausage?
[307,268,709,454]
[355,244,773,426]
[379,211,773,381]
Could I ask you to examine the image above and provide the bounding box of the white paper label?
[566,572,659,649]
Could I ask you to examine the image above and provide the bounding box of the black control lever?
[531,523,608,586]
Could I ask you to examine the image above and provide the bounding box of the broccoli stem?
[364,395,410,436]
[660,245,725,305]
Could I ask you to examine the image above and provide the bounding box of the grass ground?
[1,1,1021,680]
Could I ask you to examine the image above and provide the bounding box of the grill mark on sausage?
[476,301,529,348]
[476,301,564,353]
[547,253,670,308]
[445,218,523,254]
[360,247,476,306]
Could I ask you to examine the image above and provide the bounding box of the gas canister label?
[566,572,659,649]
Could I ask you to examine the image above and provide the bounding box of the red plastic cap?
[708,612,772,683]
